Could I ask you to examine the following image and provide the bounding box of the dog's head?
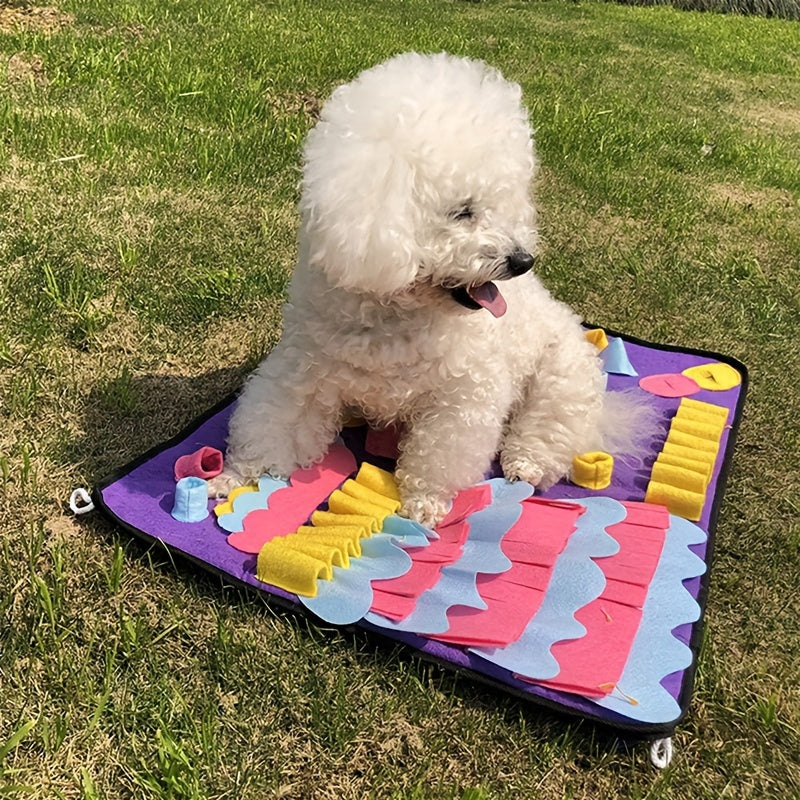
[299,52,538,318]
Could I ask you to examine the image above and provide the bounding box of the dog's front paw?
[500,454,565,492]
[206,468,250,499]
[399,493,451,529]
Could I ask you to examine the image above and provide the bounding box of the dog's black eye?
[450,203,475,221]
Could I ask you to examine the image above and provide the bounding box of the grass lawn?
[1,0,799,797]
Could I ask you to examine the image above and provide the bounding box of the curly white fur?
[210,52,617,527]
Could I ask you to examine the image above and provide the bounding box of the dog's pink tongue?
[468,282,507,318]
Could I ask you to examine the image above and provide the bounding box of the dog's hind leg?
[500,342,606,491]
[208,340,343,496]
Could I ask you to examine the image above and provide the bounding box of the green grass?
[1,0,799,797]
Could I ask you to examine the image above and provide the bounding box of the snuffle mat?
[91,329,747,743]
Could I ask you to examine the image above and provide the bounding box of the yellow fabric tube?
[354,462,401,502]
[281,534,346,570]
[296,525,364,558]
[674,406,727,431]
[256,540,331,596]
[649,461,707,495]
[340,478,401,513]
[680,397,730,420]
[327,489,393,523]
[645,482,705,522]
[669,417,724,442]
[666,429,719,455]
[655,452,713,484]
[661,441,717,468]
[309,510,378,535]
[571,451,614,490]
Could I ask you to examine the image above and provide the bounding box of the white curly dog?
[210,52,634,527]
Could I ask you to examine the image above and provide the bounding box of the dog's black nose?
[506,250,535,276]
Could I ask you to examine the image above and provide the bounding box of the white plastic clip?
[649,737,674,769]
[69,488,95,515]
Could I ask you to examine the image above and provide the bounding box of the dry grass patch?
[715,73,800,150]
[268,89,324,121]
[701,180,800,310]
[708,181,797,210]
[744,97,800,136]
[0,2,73,34]
[4,51,48,86]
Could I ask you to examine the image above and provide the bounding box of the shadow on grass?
[72,365,249,484]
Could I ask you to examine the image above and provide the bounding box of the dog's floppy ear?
[299,127,422,296]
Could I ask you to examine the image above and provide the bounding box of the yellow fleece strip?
[326,490,394,522]
[309,511,378,535]
[673,406,727,431]
[296,525,363,559]
[650,461,707,495]
[661,442,717,469]
[655,452,713,484]
[665,430,719,456]
[680,397,730,420]
[669,417,724,442]
[571,451,614,490]
[645,397,728,520]
[256,542,330,597]
[339,478,401,513]
[256,463,401,596]
[354,461,402,502]
[645,482,705,522]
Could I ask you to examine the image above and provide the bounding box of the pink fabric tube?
[174,446,224,481]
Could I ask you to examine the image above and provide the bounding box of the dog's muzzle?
[450,250,535,318]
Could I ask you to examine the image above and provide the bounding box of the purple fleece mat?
[94,331,746,736]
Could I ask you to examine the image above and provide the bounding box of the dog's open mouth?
[450,282,508,318]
